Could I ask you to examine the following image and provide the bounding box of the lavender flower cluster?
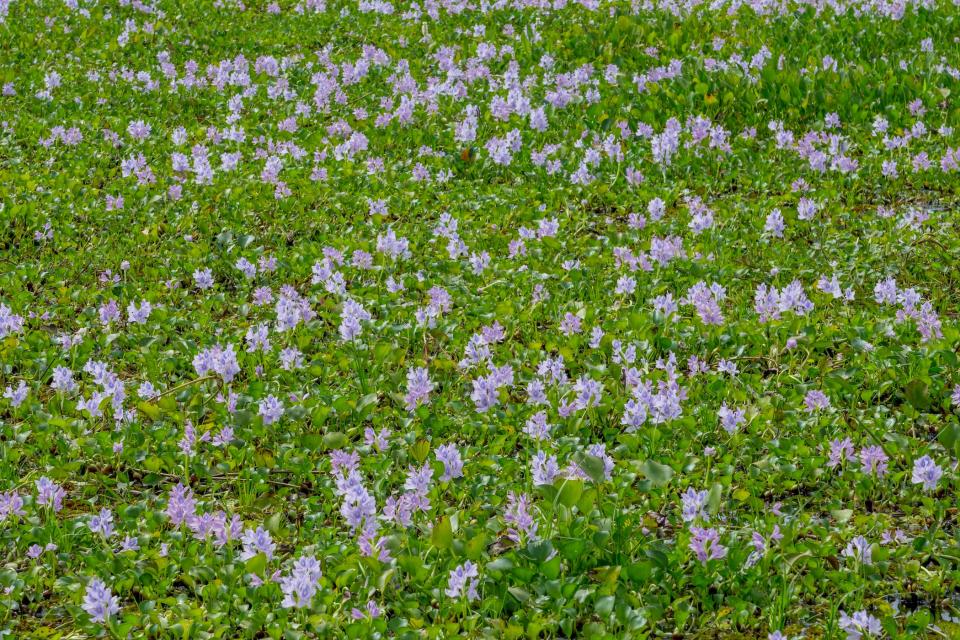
[1,0,959,637]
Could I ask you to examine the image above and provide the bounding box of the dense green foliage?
[2,0,960,638]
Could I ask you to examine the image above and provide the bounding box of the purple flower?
[717,403,745,434]
[531,450,561,485]
[178,419,205,456]
[468,251,490,275]
[716,359,738,376]
[0,303,25,338]
[435,444,463,482]
[817,274,848,300]
[586,443,615,481]
[559,312,582,336]
[650,235,684,265]
[340,299,372,341]
[126,299,152,324]
[622,363,687,430]
[842,535,873,565]
[689,527,727,564]
[51,366,77,393]
[165,483,196,526]
[279,347,304,371]
[427,286,453,316]
[916,301,942,343]
[470,373,502,413]
[484,129,521,166]
[503,492,538,542]
[524,411,552,440]
[258,255,277,272]
[838,610,882,639]
[253,286,274,306]
[245,323,271,354]
[573,375,603,410]
[98,299,120,326]
[404,464,434,500]
[615,276,636,296]
[275,288,314,332]
[460,334,491,368]
[827,437,856,468]
[687,198,714,234]
[127,120,151,140]
[681,487,709,523]
[803,390,830,412]
[236,257,257,279]
[751,532,767,555]
[859,446,889,477]
[193,343,241,383]
[755,281,813,322]
[652,293,678,321]
[404,367,434,411]
[797,197,818,220]
[213,425,235,447]
[193,268,214,290]
[0,491,25,522]
[358,600,381,619]
[376,228,411,260]
[683,281,725,326]
[119,536,139,552]
[537,355,567,385]
[88,508,115,538]
[3,381,28,408]
[35,477,65,512]
[911,455,942,491]
[106,194,124,211]
[258,395,284,425]
[240,526,276,561]
[764,208,784,237]
[82,578,120,624]
[524,379,547,408]
[445,561,479,600]
[589,326,604,348]
[279,555,322,609]
[874,277,898,305]
[364,426,391,451]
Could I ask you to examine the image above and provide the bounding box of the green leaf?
[311,406,330,427]
[938,423,960,450]
[526,539,554,563]
[905,379,930,410]
[465,532,487,560]
[707,483,723,515]
[245,553,267,576]
[431,516,453,550]
[508,587,530,603]
[411,439,431,464]
[137,401,160,420]
[302,434,325,451]
[831,509,853,523]
[638,461,673,487]
[537,483,559,503]
[595,595,615,616]
[267,512,283,534]
[573,452,607,484]
[487,557,513,573]
[355,392,379,417]
[542,555,561,579]
[322,431,348,449]
[557,479,584,508]
[373,343,393,362]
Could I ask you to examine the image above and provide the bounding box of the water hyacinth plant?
[1,0,960,637]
